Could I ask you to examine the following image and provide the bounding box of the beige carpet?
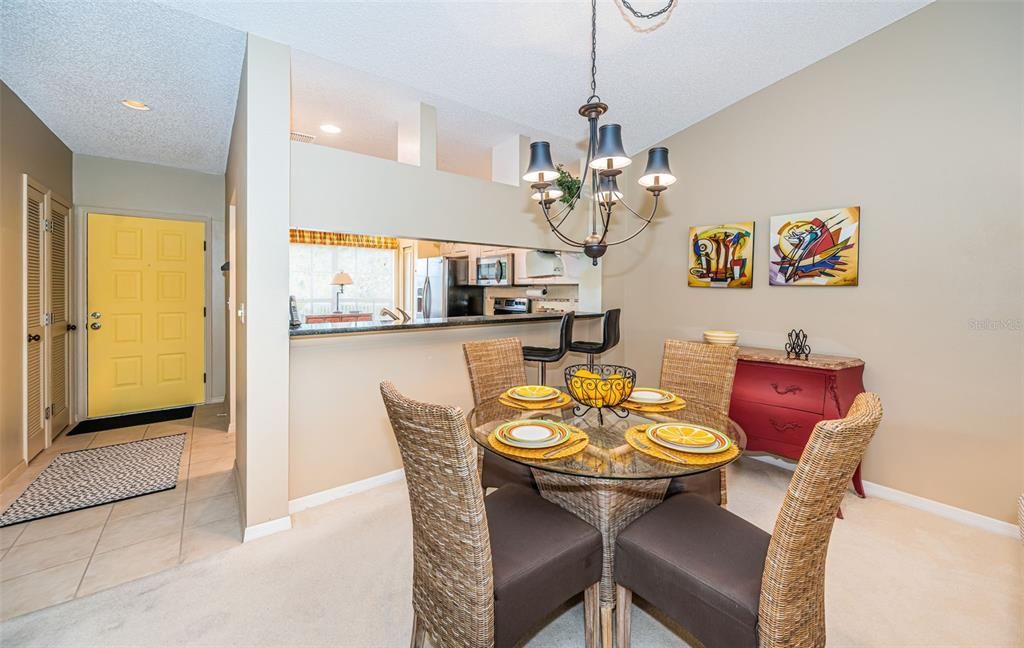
[1,458,1020,647]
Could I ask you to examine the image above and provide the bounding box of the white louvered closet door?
[47,196,71,434]
[25,184,46,461]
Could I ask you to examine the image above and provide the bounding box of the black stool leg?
[538,362,547,385]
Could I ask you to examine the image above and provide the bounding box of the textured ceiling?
[2,0,930,177]
[167,0,930,159]
[1,1,244,174]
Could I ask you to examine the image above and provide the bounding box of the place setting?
[498,384,573,410]
[620,386,687,414]
[625,422,738,465]
[488,418,589,460]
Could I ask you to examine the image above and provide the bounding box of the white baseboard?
[243,515,292,542]
[288,468,405,515]
[204,397,225,405]
[746,455,1018,538]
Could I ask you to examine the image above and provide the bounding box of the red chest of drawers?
[728,347,867,497]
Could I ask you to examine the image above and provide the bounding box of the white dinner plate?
[496,421,570,448]
[626,388,675,405]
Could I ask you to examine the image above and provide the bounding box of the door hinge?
[44,406,51,420]
[43,218,52,232]
[203,307,207,317]
[203,241,207,251]
[203,373,207,383]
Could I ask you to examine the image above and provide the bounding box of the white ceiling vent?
[290,130,316,144]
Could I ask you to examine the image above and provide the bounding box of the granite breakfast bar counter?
[289,311,603,337]
[287,311,606,505]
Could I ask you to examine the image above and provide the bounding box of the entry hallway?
[1,458,1018,647]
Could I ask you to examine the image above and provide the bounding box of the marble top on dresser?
[736,346,864,370]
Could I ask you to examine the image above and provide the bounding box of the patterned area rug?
[0,434,186,527]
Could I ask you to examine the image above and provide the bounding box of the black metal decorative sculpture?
[785,329,811,360]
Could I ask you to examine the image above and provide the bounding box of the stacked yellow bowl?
[703,330,739,346]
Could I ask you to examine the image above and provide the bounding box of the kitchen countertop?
[290,311,602,337]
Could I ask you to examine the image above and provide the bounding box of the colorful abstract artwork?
[769,207,859,286]
[688,223,754,288]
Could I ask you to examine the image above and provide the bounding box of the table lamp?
[331,271,353,312]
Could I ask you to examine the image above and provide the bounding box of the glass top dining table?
[467,395,739,481]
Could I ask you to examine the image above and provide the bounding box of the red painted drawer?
[730,400,822,447]
[733,363,826,414]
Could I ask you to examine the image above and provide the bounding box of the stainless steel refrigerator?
[415,257,483,319]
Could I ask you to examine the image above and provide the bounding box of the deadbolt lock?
[90,322,102,330]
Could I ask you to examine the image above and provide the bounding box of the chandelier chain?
[619,0,676,21]
[589,0,598,101]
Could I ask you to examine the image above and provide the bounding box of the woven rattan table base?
[532,470,670,607]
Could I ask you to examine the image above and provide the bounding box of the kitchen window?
[289,243,396,317]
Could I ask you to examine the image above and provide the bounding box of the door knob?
[26,334,40,342]
[90,311,102,319]
[90,322,102,330]
[67,324,77,331]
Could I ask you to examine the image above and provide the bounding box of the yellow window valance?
[289,229,399,250]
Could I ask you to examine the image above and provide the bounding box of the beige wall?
[288,140,609,499]
[0,82,73,480]
[289,318,600,499]
[602,1,1023,522]
[225,34,292,531]
[73,155,227,402]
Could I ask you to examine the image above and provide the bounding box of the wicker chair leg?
[616,585,632,648]
[410,610,426,648]
[584,582,601,648]
[720,468,728,507]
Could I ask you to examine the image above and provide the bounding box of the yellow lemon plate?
[647,424,731,454]
[509,385,560,401]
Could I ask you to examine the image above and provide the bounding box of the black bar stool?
[569,308,621,367]
[522,312,576,385]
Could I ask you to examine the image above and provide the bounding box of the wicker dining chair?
[463,337,536,490]
[659,339,740,505]
[379,381,603,648]
[613,392,884,648]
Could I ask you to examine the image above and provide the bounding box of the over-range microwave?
[476,254,513,285]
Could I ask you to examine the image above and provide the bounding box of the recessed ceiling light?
[319,124,342,134]
[121,99,151,111]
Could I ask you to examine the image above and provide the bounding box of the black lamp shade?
[523,141,558,183]
[638,147,676,188]
[596,174,622,204]
[589,124,632,171]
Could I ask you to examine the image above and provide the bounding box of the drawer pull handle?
[769,418,800,433]
[770,383,803,396]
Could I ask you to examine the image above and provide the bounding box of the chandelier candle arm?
[522,0,676,264]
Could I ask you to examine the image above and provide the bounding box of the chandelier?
[524,0,676,265]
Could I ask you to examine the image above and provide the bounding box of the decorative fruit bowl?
[565,364,636,421]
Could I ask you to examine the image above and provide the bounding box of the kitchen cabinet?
[513,249,582,285]
[440,241,474,257]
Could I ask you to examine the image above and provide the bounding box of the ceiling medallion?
[524,0,676,265]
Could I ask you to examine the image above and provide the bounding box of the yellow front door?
[87,213,205,417]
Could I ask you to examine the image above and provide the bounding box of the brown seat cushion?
[487,484,602,648]
[481,448,536,491]
[615,493,770,648]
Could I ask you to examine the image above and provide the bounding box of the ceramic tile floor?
[0,403,241,620]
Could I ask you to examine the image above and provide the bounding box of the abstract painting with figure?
[769,206,860,286]
[687,222,754,288]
